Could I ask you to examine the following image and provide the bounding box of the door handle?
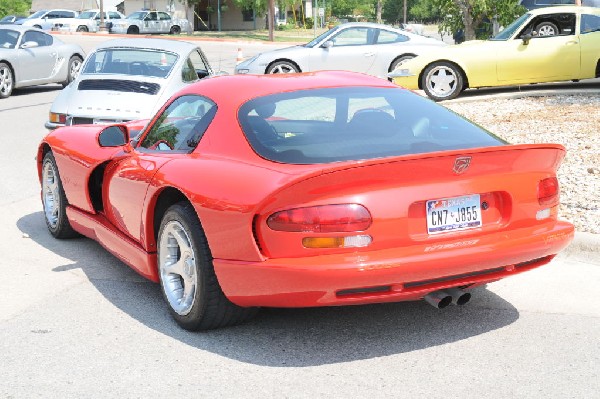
[363,52,375,57]
[565,40,578,45]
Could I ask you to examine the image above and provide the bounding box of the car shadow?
[457,78,600,100]
[12,84,63,97]
[18,211,520,367]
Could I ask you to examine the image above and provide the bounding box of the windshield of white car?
[0,29,19,49]
[304,26,338,47]
[82,49,178,78]
[239,87,506,164]
[78,11,96,19]
[491,13,530,40]
[27,10,47,19]
[127,12,146,20]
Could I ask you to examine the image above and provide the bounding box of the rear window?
[82,48,177,78]
[238,87,506,164]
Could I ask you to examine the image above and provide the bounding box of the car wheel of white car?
[62,56,83,87]
[422,62,464,102]
[158,202,258,331]
[170,25,181,34]
[76,25,88,32]
[41,152,78,239]
[535,21,558,36]
[266,61,300,74]
[127,26,139,34]
[0,62,14,99]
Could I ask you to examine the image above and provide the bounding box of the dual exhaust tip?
[424,288,471,309]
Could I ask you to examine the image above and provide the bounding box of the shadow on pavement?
[18,211,519,367]
[455,79,600,100]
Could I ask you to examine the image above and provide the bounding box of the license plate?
[426,194,482,234]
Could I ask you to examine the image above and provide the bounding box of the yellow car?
[391,6,600,101]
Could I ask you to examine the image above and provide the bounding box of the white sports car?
[0,26,84,98]
[45,38,215,129]
[234,22,446,79]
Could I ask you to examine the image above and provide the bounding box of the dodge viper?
[391,6,600,101]
[37,72,574,330]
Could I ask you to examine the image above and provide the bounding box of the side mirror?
[98,125,130,147]
[522,33,532,45]
[322,40,333,49]
[20,41,39,49]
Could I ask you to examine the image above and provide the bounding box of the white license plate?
[426,194,482,234]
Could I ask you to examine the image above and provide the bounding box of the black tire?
[170,25,181,34]
[127,25,139,34]
[535,21,559,37]
[266,60,300,74]
[157,202,258,330]
[41,152,78,239]
[62,56,83,87]
[421,61,464,102]
[0,62,14,99]
[76,25,88,32]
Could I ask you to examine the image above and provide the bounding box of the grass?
[186,27,330,43]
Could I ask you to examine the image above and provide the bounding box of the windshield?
[27,10,47,19]
[126,11,146,20]
[238,87,505,164]
[0,16,13,22]
[491,13,530,40]
[82,48,178,78]
[305,26,338,48]
[78,11,96,19]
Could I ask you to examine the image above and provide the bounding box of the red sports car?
[37,71,574,330]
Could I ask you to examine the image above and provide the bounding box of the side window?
[377,29,408,44]
[330,27,371,46]
[158,12,171,21]
[189,49,210,77]
[522,13,576,37]
[22,31,53,47]
[581,14,600,34]
[181,58,198,82]
[109,12,122,19]
[139,95,217,152]
[145,13,157,21]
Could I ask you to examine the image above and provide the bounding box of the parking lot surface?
[0,34,598,398]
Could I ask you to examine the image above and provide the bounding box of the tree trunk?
[454,0,476,41]
[376,0,383,24]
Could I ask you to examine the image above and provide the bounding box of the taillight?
[49,112,66,124]
[538,177,559,206]
[267,204,372,233]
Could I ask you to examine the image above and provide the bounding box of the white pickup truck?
[53,9,126,33]
[110,10,190,35]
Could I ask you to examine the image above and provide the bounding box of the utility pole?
[268,0,274,41]
[403,0,407,24]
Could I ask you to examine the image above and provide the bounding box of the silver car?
[16,9,78,30]
[53,9,126,33]
[46,38,214,129]
[0,26,84,99]
[235,22,446,79]
[110,10,190,35]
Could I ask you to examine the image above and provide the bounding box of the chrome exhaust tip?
[424,290,453,309]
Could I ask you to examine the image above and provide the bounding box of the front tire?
[41,152,78,238]
[266,60,300,74]
[170,25,181,34]
[62,56,82,87]
[158,202,257,330]
[76,25,88,32]
[0,62,14,99]
[535,21,558,37]
[422,62,464,101]
[127,25,139,34]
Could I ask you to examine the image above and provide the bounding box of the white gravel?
[445,94,600,234]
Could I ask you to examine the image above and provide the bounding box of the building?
[30,0,316,31]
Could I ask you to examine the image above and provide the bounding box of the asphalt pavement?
[0,33,598,398]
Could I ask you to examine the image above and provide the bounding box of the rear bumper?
[214,221,574,307]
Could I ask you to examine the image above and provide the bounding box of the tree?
[433,0,525,41]
[0,0,31,17]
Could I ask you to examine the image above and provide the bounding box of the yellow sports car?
[391,6,600,101]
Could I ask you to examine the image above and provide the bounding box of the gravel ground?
[445,94,600,234]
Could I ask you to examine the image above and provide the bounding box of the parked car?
[0,26,84,98]
[110,10,190,34]
[52,9,126,33]
[519,0,575,10]
[234,22,446,79]
[37,71,574,330]
[391,6,600,101]
[45,38,214,129]
[16,9,78,30]
[0,15,27,25]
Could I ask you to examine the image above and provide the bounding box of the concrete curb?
[563,231,600,264]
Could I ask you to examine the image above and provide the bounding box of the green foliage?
[383,0,442,24]
[0,0,31,17]
[230,0,268,16]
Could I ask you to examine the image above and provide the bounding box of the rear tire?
[62,56,82,87]
[535,21,558,37]
[421,61,464,101]
[127,25,139,34]
[76,26,88,32]
[157,202,258,330]
[41,152,78,239]
[170,25,181,34]
[0,62,14,99]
